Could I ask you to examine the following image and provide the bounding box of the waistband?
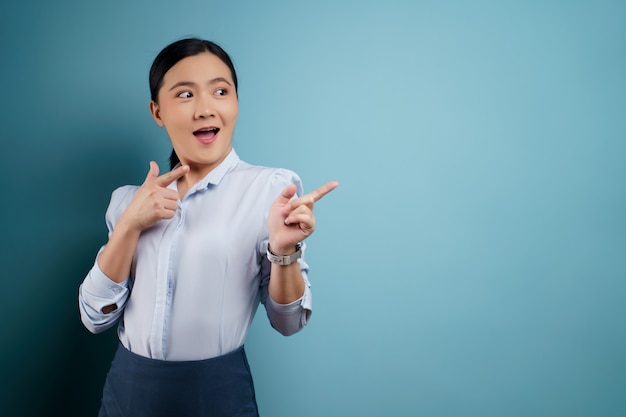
[117,342,246,368]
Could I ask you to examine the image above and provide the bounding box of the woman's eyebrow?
[169,81,196,91]
[208,77,232,86]
[168,78,232,91]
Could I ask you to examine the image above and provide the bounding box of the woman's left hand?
[267,181,339,255]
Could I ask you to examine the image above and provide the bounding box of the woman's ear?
[149,101,164,127]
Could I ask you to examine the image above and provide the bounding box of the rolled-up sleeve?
[78,186,135,334]
[261,262,312,336]
[79,256,129,333]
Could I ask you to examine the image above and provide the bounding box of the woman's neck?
[175,147,232,199]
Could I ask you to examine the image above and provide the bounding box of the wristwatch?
[267,243,302,266]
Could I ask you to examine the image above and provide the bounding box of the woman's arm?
[79,162,189,332]
[266,181,338,304]
[258,249,311,336]
[268,257,306,304]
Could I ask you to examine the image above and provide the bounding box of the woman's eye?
[215,88,227,96]
[177,91,193,98]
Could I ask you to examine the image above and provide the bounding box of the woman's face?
[150,52,238,174]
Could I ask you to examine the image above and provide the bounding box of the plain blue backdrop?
[1,0,625,416]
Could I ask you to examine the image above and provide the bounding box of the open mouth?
[193,127,220,143]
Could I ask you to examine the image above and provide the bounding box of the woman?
[78,38,337,417]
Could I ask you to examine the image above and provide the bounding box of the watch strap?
[267,243,302,266]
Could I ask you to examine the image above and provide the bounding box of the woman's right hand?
[119,161,189,231]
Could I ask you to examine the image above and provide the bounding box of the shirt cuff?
[79,258,130,333]
[267,294,303,315]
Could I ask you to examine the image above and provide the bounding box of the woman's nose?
[194,97,214,119]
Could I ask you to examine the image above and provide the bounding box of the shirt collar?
[170,148,240,194]
[199,148,240,187]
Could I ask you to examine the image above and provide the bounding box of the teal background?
[1,0,625,416]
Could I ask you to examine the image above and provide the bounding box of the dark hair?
[149,38,238,169]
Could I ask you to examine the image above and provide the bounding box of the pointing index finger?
[156,164,189,187]
[311,181,339,202]
[294,181,339,206]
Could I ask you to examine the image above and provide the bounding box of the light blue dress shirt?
[79,149,311,361]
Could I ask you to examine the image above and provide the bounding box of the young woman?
[78,38,338,417]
